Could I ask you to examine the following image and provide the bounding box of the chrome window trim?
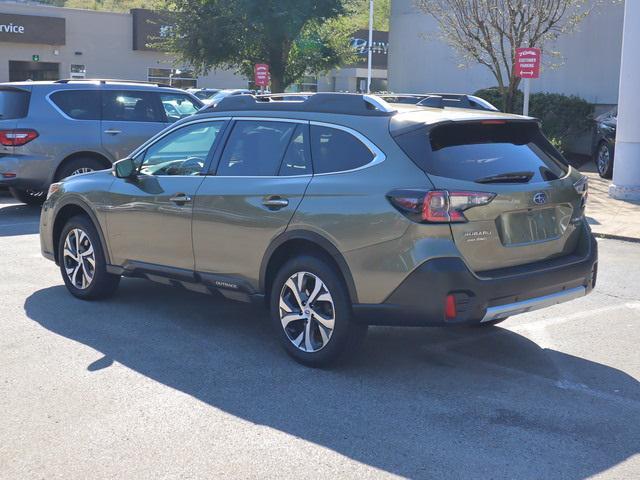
[309,121,386,175]
[231,117,308,125]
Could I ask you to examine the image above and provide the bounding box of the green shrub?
[474,87,594,154]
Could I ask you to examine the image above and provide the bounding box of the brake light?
[0,129,39,146]
[387,189,495,223]
[480,120,507,125]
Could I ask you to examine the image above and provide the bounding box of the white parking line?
[510,301,640,332]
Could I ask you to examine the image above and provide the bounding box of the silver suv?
[0,79,203,204]
[39,93,597,367]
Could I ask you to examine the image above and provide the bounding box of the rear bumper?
[0,154,52,190]
[353,226,598,326]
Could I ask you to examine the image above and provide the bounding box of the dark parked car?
[379,93,499,111]
[592,108,617,179]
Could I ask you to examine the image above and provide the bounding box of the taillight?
[387,189,495,223]
[0,129,39,146]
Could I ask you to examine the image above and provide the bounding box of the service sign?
[254,64,270,87]
[515,47,541,79]
[0,13,65,45]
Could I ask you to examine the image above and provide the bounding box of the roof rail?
[206,93,396,116]
[54,78,170,87]
[417,95,445,108]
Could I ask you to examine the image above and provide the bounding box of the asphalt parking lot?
[1,191,639,479]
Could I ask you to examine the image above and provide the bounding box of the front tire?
[594,142,614,179]
[58,215,120,300]
[270,255,367,367]
[9,187,46,206]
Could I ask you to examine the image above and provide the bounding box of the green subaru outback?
[40,93,597,367]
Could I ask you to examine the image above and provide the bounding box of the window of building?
[286,75,318,93]
[50,90,100,120]
[70,64,86,79]
[148,68,197,88]
[310,125,374,174]
[356,77,388,93]
[217,120,297,176]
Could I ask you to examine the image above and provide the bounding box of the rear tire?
[55,157,106,181]
[270,255,367,367]
[594,142,614,179]
[58,215,120,300]
[8,187,46,206]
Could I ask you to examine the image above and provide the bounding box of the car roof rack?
[205,93,397,116]
[54,78,170,87]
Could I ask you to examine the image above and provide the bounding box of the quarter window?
[217,120,297,176]
[310,125,375,174]
[279,125,311,176]
[102,91,164,122]
[50,90,100,120]
[139,121,223,176]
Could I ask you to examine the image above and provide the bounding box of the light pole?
[610,0,640,201]
[366,0,374,93]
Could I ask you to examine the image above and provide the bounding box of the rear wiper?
[475,171,534,184]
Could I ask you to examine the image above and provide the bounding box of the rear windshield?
[0,89,30,119]
[393,122,568,183]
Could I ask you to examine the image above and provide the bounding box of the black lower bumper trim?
[353,231,598,327]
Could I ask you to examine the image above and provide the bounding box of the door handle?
[262,196,289,209]
[169,193,192,204]
[104,129,122,135]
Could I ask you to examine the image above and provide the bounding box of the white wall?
[388,0,624,105]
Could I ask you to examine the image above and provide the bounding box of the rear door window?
[50,90,101,120]
[310,125,374,174]
[102,90,164,122]
[0,89,30,119]
[393,122,568,183]
[216,120,297,176]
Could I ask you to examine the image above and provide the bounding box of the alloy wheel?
[597,144,610,176]
[279,271,335,352]
[63,228,96,289]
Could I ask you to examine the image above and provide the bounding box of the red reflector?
[445,294,457,319]
[1,172,17,178]
[0,129,39,147]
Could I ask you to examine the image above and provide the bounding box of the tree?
[414,0,594,112]
[162,0,359,92]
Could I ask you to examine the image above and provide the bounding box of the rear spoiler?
[390,116,540,138]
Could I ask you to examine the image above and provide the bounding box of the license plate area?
[497,206,571,246]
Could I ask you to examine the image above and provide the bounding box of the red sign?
[515,47,541,79]
[254,63,270,87]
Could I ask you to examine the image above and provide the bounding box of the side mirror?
[113,157,136,178]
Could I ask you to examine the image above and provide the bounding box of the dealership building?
[0,3,245,87]
[0,2,388,92]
